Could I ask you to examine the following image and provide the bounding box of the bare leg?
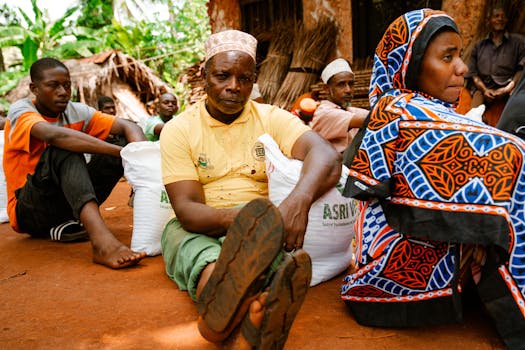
[197,262,260,343]
[196,262,216,299]
[80,200,146,269]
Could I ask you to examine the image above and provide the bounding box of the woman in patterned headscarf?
[342,9,525,348]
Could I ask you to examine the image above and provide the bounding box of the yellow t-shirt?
[160,99,310,209]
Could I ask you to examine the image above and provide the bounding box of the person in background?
[4,57,147,269]
[497,69,525,140]
[97,96,116,115]
[310,58,369,153]
[466,4,525,127]
[159,30,341,349]
[342,9,525,349]
[96,95,121,145]
[144,92,178,141]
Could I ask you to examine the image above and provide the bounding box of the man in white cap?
[311,58,369,153]
[159,29,341,349]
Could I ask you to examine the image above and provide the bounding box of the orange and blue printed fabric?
[341,8,525,343]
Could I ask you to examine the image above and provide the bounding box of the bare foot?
[92,240,146,269]
[80,200,146,269]
[198,293,260,343]
[229,292,266,350]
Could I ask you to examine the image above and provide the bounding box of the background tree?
[0,4,22,73]
[0,0,210,111]
[0,0,81,70]
[76,0,114,29]
[86,0,210,108]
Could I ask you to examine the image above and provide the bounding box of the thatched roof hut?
[203,0,524,110]
[6,50,172,124]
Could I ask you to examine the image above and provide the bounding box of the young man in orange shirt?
[4,58,147,269]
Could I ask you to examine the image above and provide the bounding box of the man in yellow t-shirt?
[159,30,341,349]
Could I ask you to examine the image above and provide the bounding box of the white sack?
[464,104,485,123]
[0,130,8,223]
[259,134,357,286]
[121,141,174,255]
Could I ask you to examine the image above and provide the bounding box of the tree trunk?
[0,49,5,72]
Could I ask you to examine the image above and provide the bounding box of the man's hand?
[483,88,498,102]
[278,193,311,251]
[494,80,516,98]
[278,131,342,251]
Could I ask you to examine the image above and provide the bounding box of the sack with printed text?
[121,141,174,256]
[259,133,357,286]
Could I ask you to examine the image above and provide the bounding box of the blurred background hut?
[179,0,523,111]
[6,50,171,125]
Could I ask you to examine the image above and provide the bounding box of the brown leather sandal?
[241,249,312,349]
[197,198,285,342]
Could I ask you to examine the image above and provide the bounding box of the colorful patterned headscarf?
[342,9,525,341]
[369,9,458,106]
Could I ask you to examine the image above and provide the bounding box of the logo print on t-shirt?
[198,153,213,169]
[252,141,265,162]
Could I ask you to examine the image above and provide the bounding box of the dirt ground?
[0,179,507,350]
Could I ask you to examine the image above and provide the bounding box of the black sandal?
[49,220,88,242]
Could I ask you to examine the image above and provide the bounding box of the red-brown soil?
[0,180,506,349]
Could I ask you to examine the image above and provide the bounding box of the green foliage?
[76,0,114,29]
[45,25,112,58]
[0,0,211,110]
[106,0,209,75]
[21,36,38,70]
[101,0,210,108]
[0,27,26,48]
[0,69,27,96]
[0,0,82,69]
[0,4,21,26]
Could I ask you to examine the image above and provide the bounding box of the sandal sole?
[197,198,285,334]
[258,249,312,350]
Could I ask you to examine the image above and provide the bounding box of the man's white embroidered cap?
[205,30,257,62]
[321,58,354,84]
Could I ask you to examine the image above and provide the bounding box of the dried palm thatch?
[257,22,295,104]
[6,50,171,124]
[178,60,206,105]
[273,18,338,110]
